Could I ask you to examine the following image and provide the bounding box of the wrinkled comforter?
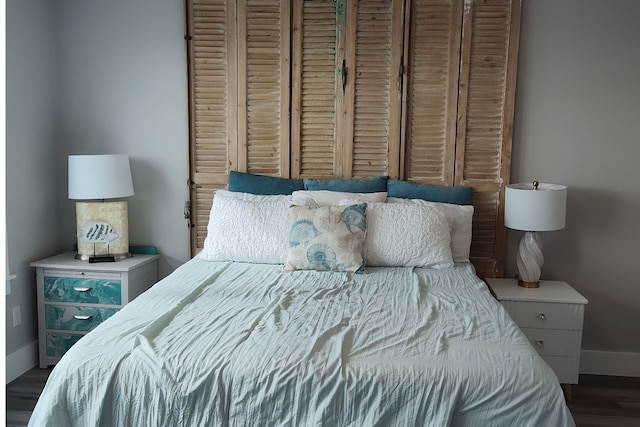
[30,257,574,426]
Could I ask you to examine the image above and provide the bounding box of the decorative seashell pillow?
[285,203,367,273]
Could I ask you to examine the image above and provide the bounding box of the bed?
[29,181,575,426]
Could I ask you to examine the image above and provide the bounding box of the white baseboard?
[580,350,640,377]
[6,340,38,384]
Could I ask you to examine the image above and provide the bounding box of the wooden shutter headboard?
[186,0,521,278]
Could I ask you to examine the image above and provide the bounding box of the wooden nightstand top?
[486,278,588,305]
[30,251,158,272]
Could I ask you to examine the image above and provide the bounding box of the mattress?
[29,257,574,426]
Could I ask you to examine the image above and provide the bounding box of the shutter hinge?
[185,180,195,228]
[184,35,193,41]
[184,201,192,220]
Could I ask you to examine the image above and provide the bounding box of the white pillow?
[386,197,473,263]
[200,192,289,264]
[291,190,386,207]
[362,203,454,269]
[215,189,292,203]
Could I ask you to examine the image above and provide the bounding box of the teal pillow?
[228,171,304,195]
[303,176,388,193]
[387,180,472,205]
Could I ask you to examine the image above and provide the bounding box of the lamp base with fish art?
[75,201,131,261]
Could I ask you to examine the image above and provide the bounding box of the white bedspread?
[30,257,574,426]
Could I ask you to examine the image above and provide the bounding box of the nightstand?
[31,251,159,368]
[486,278,588,395]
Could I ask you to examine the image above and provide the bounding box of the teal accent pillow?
[303,176,388,193]
[285,203,367,273]
[387,180,472,206]
[228,171,304,195]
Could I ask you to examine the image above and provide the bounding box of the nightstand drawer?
[45,305,118,331]
[44,275,122,305]
[46,333,84,358]
[520,327,582,358]
[503,301,584,330]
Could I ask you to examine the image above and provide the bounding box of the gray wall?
[55,0,190,277]
[6,0,62,358]
[5,0,190,378]
[509,0,640,364]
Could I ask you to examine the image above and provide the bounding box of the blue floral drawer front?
[45,305,118,331]
[46,333,84,358]
[44,276,121,305]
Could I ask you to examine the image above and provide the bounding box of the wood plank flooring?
[6,368,640,426]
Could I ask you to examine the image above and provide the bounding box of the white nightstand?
[486,278,588,394]
[31,252,159,368]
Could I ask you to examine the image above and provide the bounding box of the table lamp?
[504,181,567,288]
[68,154,134,262]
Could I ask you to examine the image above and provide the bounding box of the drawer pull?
[73,315,93,321]
[536,340,544,348]
[538,313,546,320]
[73,286,91,292]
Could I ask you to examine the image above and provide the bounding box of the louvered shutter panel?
[403,0,463,185]
[291,0,341,178]
[187,0,237,254]
[238,0,290,176]
[455,0,521,278]
[346,0,405,179]
[292,0,405,179]
[188,0,290,254]
[188,0,521,269]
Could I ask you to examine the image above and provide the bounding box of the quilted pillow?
[362,203,454,268]
[200,192,289,264]
[387,197,473,263]
[284,204,367,273]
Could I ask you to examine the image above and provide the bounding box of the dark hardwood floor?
[6,368,640,426]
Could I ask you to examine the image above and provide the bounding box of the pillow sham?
[303,176,388,193]
[284,203,367,273]
[362,203,454,268]
[200,192,289,264]
[387,197,473,263]
[387,179,472,206]
[215,189,292,203]
[228,171,304,195]
[291,190,386,207]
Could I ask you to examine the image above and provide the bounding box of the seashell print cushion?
[285,204,367,273]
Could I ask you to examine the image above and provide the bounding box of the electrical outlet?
[12,306,21,327]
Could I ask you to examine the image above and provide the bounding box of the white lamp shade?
[505,182,567,232]
[68,155,134,200]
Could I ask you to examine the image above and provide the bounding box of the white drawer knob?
[538,313,546,320]
[536,340,544,348]
[73,314,92,321]
[73,286,91,292]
